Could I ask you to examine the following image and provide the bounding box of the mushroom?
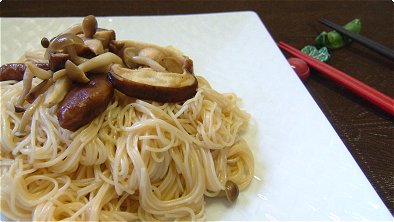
[108,64,198,102]
[110,40,193,74]
[224,180,239,202]
[15,94,44,137]
[26,79,53,103]
[121,47,167,71]
[25,62,52,80]
[57,74,114,131]
[94,29,116,48]
[183,58,194,74]
[14,62,52,111]
[84,38,104,55]
[55,24,83,39]
[161,57,183,73]
[109,40,124,55]
[129,56,166,72]
[65,60,90,83]
[49,52,70,72]
[45,33,87,65]
[41,37,50,48]
[121,47,137,68]
[52,52,123,81]
[0,63,50,82]
[14,66,33,112]
[138,47,164,61]
[43,76,71,107]
[79,52,123,73]
[82,15,98,38]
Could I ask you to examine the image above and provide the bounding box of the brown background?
[1,0,393,215]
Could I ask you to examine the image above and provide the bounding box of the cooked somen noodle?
[0,17,254,221]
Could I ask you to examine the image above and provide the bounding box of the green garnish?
[315,18,361,49]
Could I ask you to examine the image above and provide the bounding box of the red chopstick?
[278,41,394,116]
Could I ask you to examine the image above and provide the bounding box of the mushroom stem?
[78,52,123,72]
[131,56,167,72]
[44,76,71,107]
[26,79,53,104]
[66,45,87,65]
[84,38,104,55]
[52,52,123,81]
[25,62,52,80]
[93,29,115,48]
[15,65,34,110]
[52,69,66,81]
[16,94,44,136]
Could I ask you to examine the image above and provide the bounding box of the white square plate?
[1,12,392,221]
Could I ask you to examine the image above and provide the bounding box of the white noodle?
[0,75,254,221]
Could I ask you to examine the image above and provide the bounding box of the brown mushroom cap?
[224,180,239,202]
[82,15,98,38]
[41,37,50,48]
[108,64,198,103]
[65,60,90,83]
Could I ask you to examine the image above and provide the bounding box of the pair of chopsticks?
[319,18,394,60]
[278,41,394,116]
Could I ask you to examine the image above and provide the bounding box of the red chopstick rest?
[287,58,310,80]
[278,41,394,116]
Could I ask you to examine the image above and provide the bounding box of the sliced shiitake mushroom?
[110,40,193,74]
[57,74,114,131]
[0,63,50,81]
[49,52,70,72]
[108,64,198,102]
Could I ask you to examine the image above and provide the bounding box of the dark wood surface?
[1,0,393,215]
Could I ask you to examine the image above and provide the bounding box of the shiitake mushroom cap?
[108,64,198,103]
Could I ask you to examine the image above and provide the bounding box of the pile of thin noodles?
[0,72,254,221]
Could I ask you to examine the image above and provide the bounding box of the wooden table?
[1,0,393,214]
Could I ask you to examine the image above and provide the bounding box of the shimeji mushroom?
[14,62,52,112]
[46,53,122,108]
[26,79,53,103]
[15,94,45,136]
[82,15,98,38]
[83,39,104,55]
[65,60,90,83]
[43,76,71,107]
[94,29,116,48]
[53,52,123,81]
[45,33,87,65]
[224,180,239,202]
[41,37,50,48]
